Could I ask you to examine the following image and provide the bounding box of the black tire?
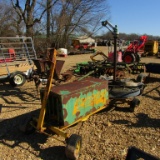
[123,52,136,63]
[65,134,82,160]
[130,98,140,112]
[135,53,140,63]
[9,72,26,87]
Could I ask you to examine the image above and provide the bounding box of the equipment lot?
[0,52,160,160]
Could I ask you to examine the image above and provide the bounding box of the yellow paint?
[60,104,108,130]
[37,49,57,131]
[49,126,69,138]
[72,89,108,116]
[73,99,79,115]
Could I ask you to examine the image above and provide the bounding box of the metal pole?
[37,48,57,131]
[113,25,118,82]
[101,21,119,82]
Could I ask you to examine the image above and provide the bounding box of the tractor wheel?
[130,98,140,112]
[9,72,26,87]
[135,53,141,63]
[65,134,82,160]
[123,53,136,63]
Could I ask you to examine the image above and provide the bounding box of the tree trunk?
[26,24,34,37]
[47,0,51,38]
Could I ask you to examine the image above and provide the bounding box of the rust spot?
[85,107,97,115]
[64,121,69,126]
[63,108,68,119]
[76,111,80,117]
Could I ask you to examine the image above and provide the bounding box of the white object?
[57,48,68,55]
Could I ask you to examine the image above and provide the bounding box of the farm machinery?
[21,48,109,160]
[122,35,147,63]
[0,37,37,87]
[122,35,159,63]
[21,48,146,160]
[20,21,148,160]
[74,20,148,113]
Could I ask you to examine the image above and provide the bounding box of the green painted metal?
[63,89,108,125]
[41,77,109,127]
[74,62,89,73]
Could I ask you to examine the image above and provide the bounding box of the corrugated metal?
[41,77,108,127]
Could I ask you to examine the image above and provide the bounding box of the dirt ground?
[0,50,160,160]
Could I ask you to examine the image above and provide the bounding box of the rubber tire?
[135,53,140,63]
[9,72,26,87]
[65,134,82,160]
[130,98,140,112]
[123,53,135,63]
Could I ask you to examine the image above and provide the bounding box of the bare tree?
[9,0,110,49]
[11,0,58,37]
[50,0,110,48]
[47,0,51,38]
[0,2,24,36]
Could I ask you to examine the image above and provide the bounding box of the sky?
[106,0,160,36]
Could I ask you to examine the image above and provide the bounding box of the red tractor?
[123,35,147,63]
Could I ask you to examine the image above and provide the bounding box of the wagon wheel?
[130,98,140,112]
[9,71,26,87]
[65,134,82,160]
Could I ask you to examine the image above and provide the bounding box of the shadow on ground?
[145,75,160,83]
[0,82,40,105]
[111,112,160,128]
[0,110,68,160]
[142,84,160,100]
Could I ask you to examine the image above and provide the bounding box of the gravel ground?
[0,53,160,160]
